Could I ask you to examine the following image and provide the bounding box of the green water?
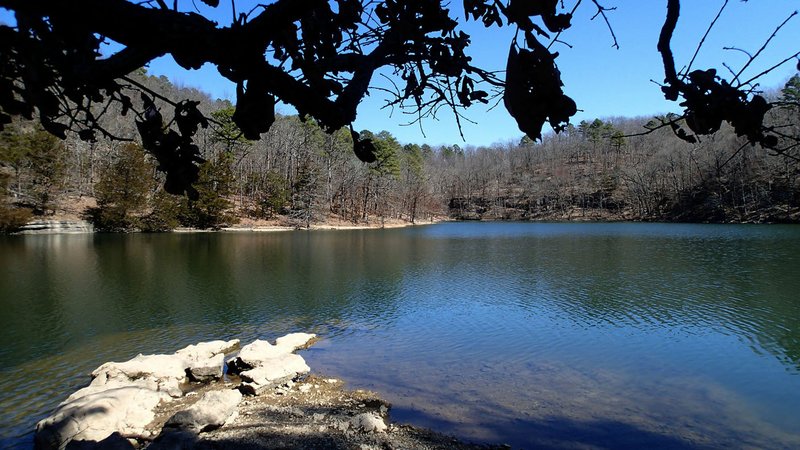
[1,223,799,448]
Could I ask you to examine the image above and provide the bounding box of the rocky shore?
[35,334,498,450]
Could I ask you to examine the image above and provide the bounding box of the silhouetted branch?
[735,10,798,84]
[658,0,681,86]
[740,50,800,87]
[590,0,619,49]
[685,0,728,76]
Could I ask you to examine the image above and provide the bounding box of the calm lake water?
[1,222,799,449]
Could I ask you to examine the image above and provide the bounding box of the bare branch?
[735,10,798,84]
[589,0,619,49]
[658,0,681,86]
[685,0,728,76]
[740,50,800,87]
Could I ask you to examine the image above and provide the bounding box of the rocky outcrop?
[35,387,165,450]
[164,390,242,432]
[34,336,316,450]
[226,333,316,395]
[176,340,241,382]
[19,220,93,234]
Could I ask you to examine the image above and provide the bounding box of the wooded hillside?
[2,71,799,232]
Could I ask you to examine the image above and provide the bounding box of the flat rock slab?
[35,387,166,449]
[239,354,311,393]
[91,354,188,398]
[275,333,316,351]
[165,389,243,432]
[176,339,239,382]
[35,336,313,450]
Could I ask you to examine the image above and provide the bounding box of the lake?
[1,222,799,448]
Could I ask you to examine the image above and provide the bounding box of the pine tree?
[85,143,154,231]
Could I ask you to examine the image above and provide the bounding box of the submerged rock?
[275,332,317,351]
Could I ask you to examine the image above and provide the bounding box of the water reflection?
[1,223,799,448]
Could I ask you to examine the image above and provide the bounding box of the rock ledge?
[34,333,497,450]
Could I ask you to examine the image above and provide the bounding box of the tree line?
[1,71,799,233]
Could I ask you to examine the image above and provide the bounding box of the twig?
[722,46,753,59]
[717,140,749,172]
[735,11,798,84]
[623,114,686,138]
[589,0,619,49]
[740,50,800,87]
[547,0,583,51]
[121,75,178,107]
[685,0,728,76]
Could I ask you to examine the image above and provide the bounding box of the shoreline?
[33,335,500,450]
[15,217,447,235]
[15,215,800,235]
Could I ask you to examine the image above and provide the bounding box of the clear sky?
[3,1,799,147]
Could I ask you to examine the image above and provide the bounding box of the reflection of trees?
[0,230,415,369]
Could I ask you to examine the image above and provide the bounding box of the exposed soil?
[143,375,502,450]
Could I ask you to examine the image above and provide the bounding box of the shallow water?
[1,223,799,448]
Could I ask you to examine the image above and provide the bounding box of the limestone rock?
[176,339,240,360]
[164,389,243,433]
[176,339,239,381]
[91,354,187,398]
[35,387,166,450]
[66,378,159,404]
[35,335,313,449]
[238,354,310,393]
[349,413,387,433]
[64,432,134,450]
[186,353,225,382]
[231,334,315,367]
[274,333,316,351]
[232,340,286,368]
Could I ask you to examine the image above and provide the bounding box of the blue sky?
[2,1,799,147]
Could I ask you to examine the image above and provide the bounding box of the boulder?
[185,353,225,382]
[164,389,243,432]
[232,340,287,368]
[349,413,387,433]
[176,340,240,381]
[274,333,316,351]
[35,335,313,449]
[175,339,239,382]
[88,339,240,394]
[65,378,160,404]
[91,354,188,398]
[35,387,166,450]
[227,334,315,376]
[238,354,310,393]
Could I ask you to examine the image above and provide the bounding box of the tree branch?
[657,0,681,86]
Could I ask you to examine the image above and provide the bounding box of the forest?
[1,69,799,233]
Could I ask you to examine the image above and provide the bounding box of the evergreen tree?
[290,162,321,228]
[85,143,154,231]
[0,171,31,233]
[24,129,66,214]
[179,152,237,229]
